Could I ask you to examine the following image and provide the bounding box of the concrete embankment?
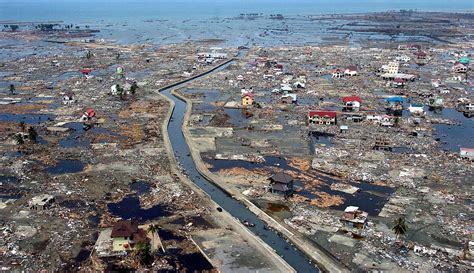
[172,88,349,273]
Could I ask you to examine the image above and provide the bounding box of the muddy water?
[0,113,53,124]
[107,194,169,222]
[44,159,84,175]
[160,59,319,272]
[205,156,393,216]
[430,108,474,152]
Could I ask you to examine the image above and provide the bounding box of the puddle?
[107,194,169,222]
[205,156,394,215]
[200,114,212,126]
[266,202,290,212]
[430,108,474,152]
[44,160,85,175]
[88,214,100,226]
[0,80,22,90]
[158,229,185,241]
[74,249,91,263]
[309,131,334,152]
[167,249,214,272]
[0,194,23,199]
[0,175,18,185]
[59,122,122,148]
[59,199,87,209]
[129,180,152,194]
[0,113,53,124]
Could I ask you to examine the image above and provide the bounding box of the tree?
[147,224,157,249]
[392,217,408,240]
[15,134,24,145]
[133,241,152,266]
[147,224,164,253]
[85,50,93,59]
[130,83,138,95]
[9,84,15,94]
[27,127,37,142]
[116,84,126,100]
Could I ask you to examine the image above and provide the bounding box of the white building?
[381,61,400,74]
[396,55,411,62]
[408,103,424,114]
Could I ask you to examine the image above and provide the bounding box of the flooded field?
[205,156,394,215]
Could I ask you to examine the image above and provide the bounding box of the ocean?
[0,1,472,47]
[1,0,472,22]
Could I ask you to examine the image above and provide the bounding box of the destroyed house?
[308,111,337,125]
[453,62,468,73]
[374,137,391,151]
[281,94,297,104]
[269,173,294,197]
[241,92,254,107]
[332,69,344,78]
[340,206,368,229]
[386,97,404,111]
[111,220,148,251]
[344,65,358,76]
[29,194,55,210]
[63,92,75,105]
[414,51,427,59]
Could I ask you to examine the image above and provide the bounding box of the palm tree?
[147,224,165,253]
[85,50,92,59]
[133,241,152,266]
[130,83,138,94]
[15,134,24,145]
[392,217,408,240]
[27,127,37,142]
[9,84,15,95]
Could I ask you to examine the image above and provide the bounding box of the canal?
[159,60,319,272]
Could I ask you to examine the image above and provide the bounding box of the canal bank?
[156,61,301,272]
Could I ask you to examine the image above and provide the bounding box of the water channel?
[159,58,319,272]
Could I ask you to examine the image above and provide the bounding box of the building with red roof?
[308,110,337,125]
[242,92,254,107]
[344,65,358,76]
[110,220,149,251]
[342,96,361,111]
[80,69,92,75]
[80,108,96,122]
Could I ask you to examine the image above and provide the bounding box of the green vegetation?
[15,134,24,145]
[134,242,152,266]
[35,23,59,31]
[3,24,19,32]
[392,217,408,240]
[27,127,37,142]
[130,83,138,94]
